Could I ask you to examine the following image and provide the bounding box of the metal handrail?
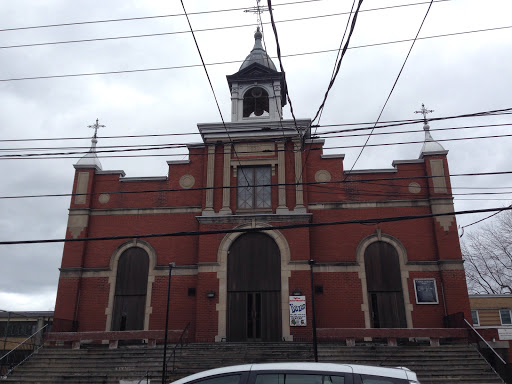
[463,318,507,365]
[136,322,191,384]
[166,322,191,374]
[0,324,48,377]
[0,324,48,362]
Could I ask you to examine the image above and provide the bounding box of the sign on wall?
[498,328,512,340]
[414,278,439,304]
[289,296,307,326]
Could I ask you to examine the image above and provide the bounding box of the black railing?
[444,312,510,383]
[463,318,511,384]
[0,324,49,378]
[136,322,191,384]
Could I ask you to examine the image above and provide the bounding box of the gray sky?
[1,0,511,311]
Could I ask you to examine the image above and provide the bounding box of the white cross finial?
[87,118,105,139]
[414,103,434,123]
[244,0,269,25]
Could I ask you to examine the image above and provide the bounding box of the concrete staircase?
[3,342,504,384]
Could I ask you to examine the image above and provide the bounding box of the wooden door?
[112,247,149,331]
[227,233,281,341]
[365,241,407,328]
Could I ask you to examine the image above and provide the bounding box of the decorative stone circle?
[408,182,421,194]
[179,174,195,189]
[315,170,332,183]
[98,193,110,204]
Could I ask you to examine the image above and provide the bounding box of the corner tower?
[227,27,287,122]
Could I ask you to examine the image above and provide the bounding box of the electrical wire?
[1,108,510,144]
[2,121,511,153]
[1,205,511,246]
[179,0,250,186]
[2,169,512,200]
[1,131,511,159]
[2,23,510,82]
[346,0,434,176]
[266,0,300,135]
[310,0,363,124]
[0,0,331,32]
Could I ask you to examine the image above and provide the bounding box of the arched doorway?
[364,241,407,328]
[111,247,149,331]
[227,232,281,341]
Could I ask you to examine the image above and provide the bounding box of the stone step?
[4,343,504,384]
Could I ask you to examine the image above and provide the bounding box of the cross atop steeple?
[414,103,434,123]
[244,0,269,25]
[87,118,105,139]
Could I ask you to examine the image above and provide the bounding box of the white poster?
[289,296,307,326]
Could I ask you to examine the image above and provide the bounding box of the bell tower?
[227,28,287,122]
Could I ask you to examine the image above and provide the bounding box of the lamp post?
[309,259,318,362]
[162,262,175,384]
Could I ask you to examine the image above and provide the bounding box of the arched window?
[243,87,269,117]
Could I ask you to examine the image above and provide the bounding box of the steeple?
[415,104,447,158]
[226,29,286,122]
[74,119,103,170]
[239,27,277,71]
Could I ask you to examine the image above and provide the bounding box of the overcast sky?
[0,0,511,311]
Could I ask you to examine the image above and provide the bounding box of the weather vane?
[244,0,270,25]
[87,118,105,139]
[414,103,434,123]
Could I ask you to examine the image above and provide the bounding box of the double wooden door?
[364,241,407,328]
[111,247,149,331]
[227,233,281,341]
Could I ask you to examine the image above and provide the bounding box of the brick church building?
[53,29,471,342]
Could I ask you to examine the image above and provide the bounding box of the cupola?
[226,28,287,122]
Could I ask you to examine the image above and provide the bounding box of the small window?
[255,373,344,384]
[360,375,408,384]
[237,166,271,210]
[471,310,480,326]
[194,375,242,384]
[500,309,512,325]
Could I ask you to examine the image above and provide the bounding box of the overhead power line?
[1,24,510,82]
[0,107,510,144]
[2,131,511,159]
[2,169,512,200]
[1,205,511,246]
[0,0,450,33]
[346,0,434,175]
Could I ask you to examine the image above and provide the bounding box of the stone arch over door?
[105,240,157,331]
[356,234,413,329]
[215,223,292,341]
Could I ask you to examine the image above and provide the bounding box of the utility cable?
[179,0,250,186]
[1,205,511,246]
[310,0,363,124]
[2,169,512,200]
[266,0,300,136]
[0,0,331,32]
[2,131,511,159]
[1,24,511,82]
[346,0,434,175]
[2,121,512,152]
[1,108,510,143]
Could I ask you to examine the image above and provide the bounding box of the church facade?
[53,29,470,342]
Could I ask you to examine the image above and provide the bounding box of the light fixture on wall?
[292,289,302,296]
[206,291,216,298]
